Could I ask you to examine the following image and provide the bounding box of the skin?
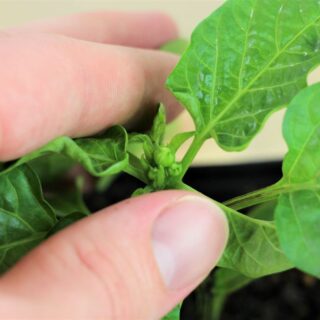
[0,12,228,319]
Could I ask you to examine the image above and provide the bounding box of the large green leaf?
[167,0,320,150]
[275,83,320,277]
[0,165,56,272]
[177,183,291,278]
[210,202,277,319]
[219,206,292,278]
[2,126,128,178]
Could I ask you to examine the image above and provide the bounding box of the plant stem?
[174,181,199,192]
[178,180,319,211]
[223,181,318,211]
[179,134,206,179]
[223,185,284,211]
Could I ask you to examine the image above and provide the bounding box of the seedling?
[1,0,320,318]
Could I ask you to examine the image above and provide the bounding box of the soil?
[85,162,320,320]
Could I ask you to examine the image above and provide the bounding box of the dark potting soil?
[84,162,320,320]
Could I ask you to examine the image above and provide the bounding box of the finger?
[0,33,181,160]
[0,191,228,320]
[7,11,178,49]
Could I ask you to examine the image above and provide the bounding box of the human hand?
[0,12,228,319]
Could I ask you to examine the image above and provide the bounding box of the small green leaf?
[0,165,56,272]
[150,104,166,145]
[128,133,154,164]
[168,0,320,150]
[4,126,128,178]
[275,83,320,277]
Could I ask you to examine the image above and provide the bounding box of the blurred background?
[1,0,318,165]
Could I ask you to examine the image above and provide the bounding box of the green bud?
[131,186,153,197]
[148,167,158,181]
[153,166,166,189]
[154,146,175,168]
[147,166,166,189]
[168,163,183,177]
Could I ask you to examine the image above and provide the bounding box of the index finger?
[0,34,181,161]
[7,11,179,49]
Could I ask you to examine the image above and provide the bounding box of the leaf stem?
[174,181,199,192]
[179,134,206,179]
[223,181,319,211]
[223,185,285,211]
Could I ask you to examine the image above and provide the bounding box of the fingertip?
[152,194,228,290]
[143,12,180,47]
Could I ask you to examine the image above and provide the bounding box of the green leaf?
[248,201,277,221]
[213,268,252,296]
[213,202,275,293]
[28,154,75,184]
[219,205,292,278]
[0,165,56,272]
[176,183,291,278]
[211,202,276,319]
[275,83,320,277]
[162,304,181,320]
[3,126,128,178]
[150,104,166,145]
[167,0,320,150]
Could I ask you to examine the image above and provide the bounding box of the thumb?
[0,191,228,319]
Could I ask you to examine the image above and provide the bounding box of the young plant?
[1,0,320,318]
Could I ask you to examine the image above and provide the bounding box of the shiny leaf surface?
[168,0,320,150]
[0,165,56,272]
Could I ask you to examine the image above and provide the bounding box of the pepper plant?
[1,0,320,318]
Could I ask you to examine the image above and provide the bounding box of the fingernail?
[152,195,229,291]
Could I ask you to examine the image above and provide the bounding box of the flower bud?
[154,147,175,168]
